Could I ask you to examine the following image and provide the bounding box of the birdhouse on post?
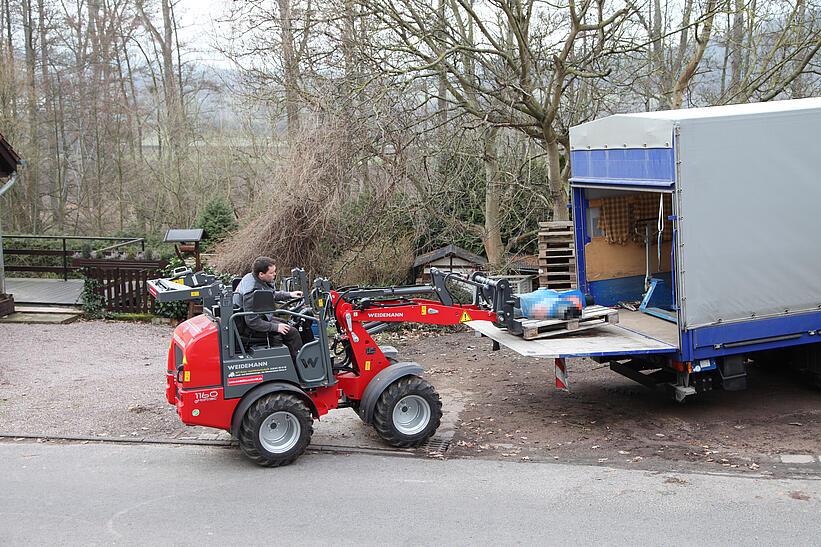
[164,229,204,271]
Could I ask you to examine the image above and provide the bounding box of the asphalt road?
[1,442,819,546]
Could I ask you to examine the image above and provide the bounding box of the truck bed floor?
[618,310,679,346]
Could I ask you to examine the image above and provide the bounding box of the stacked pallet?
[537,220,576,290]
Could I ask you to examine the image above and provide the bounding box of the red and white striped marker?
[554,358,569,391]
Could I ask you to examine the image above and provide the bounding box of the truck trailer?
[471,98,821,401]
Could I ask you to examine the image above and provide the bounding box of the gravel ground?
[399,330,821,472]
[0,320,192,439]
[2,320,819,473]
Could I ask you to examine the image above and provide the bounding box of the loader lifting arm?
[328,267,519,400]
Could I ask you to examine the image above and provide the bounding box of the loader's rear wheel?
[238,393,313,467]
[373,376,442,448]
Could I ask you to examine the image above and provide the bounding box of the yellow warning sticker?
[183,371,190,382]
[459,311,472,323]
[191,291,200,297]
[421,305,427,315]
[365,360,371,371]
[318,299,324,307]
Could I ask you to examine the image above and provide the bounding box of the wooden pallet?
[537,220,577,290]
[538,221,573,230]
[518,305,619,340]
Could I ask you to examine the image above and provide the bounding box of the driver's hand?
[275,323,292,334]
[290,291,303,298]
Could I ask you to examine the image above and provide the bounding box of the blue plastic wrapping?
[518,288,585,320]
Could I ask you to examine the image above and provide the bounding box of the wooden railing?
[5,235,146,280]
[73,258,166,313]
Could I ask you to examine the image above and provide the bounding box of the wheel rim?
[392,395,431,435]
[259,411,301,453]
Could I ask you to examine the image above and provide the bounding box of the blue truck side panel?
[570,148,674,189]
[680,312,821,361]
[588,273,674,308]
[572,187,588,294]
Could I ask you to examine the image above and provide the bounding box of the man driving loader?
[234,256,304,361]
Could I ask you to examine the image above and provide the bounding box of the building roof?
[0,132,22,178]
[413,244,487,268]
[508,254,539,273]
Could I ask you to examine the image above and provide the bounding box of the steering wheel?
[276,297,304,310]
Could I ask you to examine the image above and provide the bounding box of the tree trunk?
[482,127,504,269]
[728,0,745,96]
[22,0,39,232]
[37,0,60,231]
[544,127,568,221]
[278,0,300,136]
[671,0,717,109]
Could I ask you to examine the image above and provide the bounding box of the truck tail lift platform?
[469,98,821,402]
[148,266,521,467]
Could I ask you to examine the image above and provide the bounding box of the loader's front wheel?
[373,376,442,448]
[239,393,313,467]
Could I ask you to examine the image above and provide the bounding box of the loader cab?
[219,280,336,400]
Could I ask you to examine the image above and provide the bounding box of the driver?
[234,256,304,362]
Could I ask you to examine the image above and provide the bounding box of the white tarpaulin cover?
[574,98,821,328]
[570,115,674,150]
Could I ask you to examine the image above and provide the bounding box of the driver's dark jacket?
[233,272,292,333]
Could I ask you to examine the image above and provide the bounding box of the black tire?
[373,376,442,448]
[238,393,313,467]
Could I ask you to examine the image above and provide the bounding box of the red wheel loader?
[148,267,518,467]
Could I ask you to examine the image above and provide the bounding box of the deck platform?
[5,278,84,305]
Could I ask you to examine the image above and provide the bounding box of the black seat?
[234,289,285,352]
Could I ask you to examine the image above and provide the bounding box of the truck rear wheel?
[238,393,313,467]
[373,376,442,448]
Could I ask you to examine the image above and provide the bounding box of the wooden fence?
[73,258,166,313]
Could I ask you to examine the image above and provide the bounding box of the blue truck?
[471,98,821,401]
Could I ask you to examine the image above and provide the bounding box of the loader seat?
[231,277,242,292]
[235,320,286,352]
[234,289,286,353]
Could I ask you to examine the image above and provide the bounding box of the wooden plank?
[140,271,147,313]
[539,243,576,255]
[124,269,133,312]
[113,268,122,312]
[538,230,574,237]
[538,250,575,258]
[4,249,80,256]
[5,266,77,274]
[105,269,114,311]
[539,259,575,267]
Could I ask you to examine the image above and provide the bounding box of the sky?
[174,0,232,68]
